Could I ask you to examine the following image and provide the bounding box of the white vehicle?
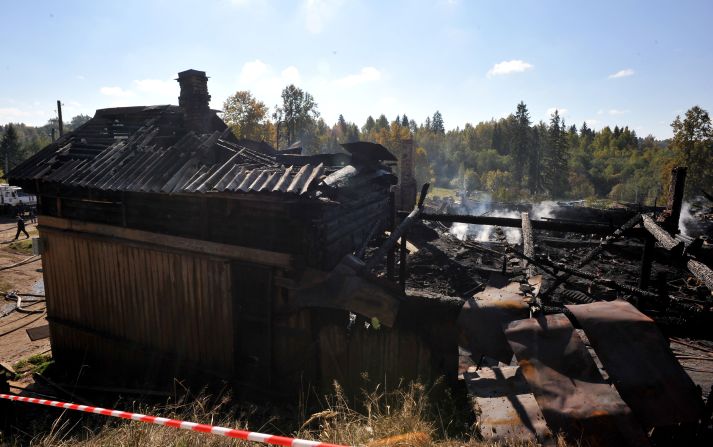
[0,184,37,212]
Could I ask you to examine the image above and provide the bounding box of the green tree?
[1,124,21,174]
[69,114,92,130]
[512,101,531,188]
[431,111,445,134]
[223,90,269,141]
[670,106,713,197]
[362,116,376,135]
[375,114,389,131]
[280,85,319,146]
[543,110,569,197]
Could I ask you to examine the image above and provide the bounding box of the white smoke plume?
[678,201,694,237]
[531,200,557,220]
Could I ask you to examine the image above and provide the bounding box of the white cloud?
[546,107,568,117]
[608,109,630,115]
[302,0,343,34]
[487,59,533,77]
[234,60,305,108]
[100,86,134,97]
[0,106,52,125]
[239,60,270,84]
[133,79,178,97]
[281,66,301,84]
[585,119,600,127]
[608,68,634,79]
[333,67,382,87]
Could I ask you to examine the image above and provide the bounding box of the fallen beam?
[642,214,684,256]
[687,259,713,292]
[400,212,620,234]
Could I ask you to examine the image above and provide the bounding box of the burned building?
[6,69,414,391]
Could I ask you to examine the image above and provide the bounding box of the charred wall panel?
[41,229,233,379]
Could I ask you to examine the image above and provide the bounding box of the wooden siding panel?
[41,230,234,377]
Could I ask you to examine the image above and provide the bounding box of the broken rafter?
[642,214,684,256]
[540,214,643,298]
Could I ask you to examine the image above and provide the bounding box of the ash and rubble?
[385,190,713,444]
[403,193,713,324]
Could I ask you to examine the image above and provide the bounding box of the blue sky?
[1,0,712,138]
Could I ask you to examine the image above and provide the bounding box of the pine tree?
[337,114,348,136]
[1,124,20,174]
[401,115,409,127]
[431,111,445,134]
[512,101,531,188]
[363,116,376,135]
[376,114,389,131]
[543,110,570,198]
[528,122,546,195]
[492,122,504,154]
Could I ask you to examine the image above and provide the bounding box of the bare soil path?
[0,217,49,378]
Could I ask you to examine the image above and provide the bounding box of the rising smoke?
[449,197,559,244]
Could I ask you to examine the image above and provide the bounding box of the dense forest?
[2,86,712,204]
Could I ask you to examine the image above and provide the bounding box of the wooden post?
[521,212,535,278]
[386,190,396,281]
[664,166,687,231]
[57,100,64,137]
[639,237,654,290]
[399,231,408,292]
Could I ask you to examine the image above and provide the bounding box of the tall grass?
[14,380,562,446]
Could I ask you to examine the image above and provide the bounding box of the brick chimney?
[176,69,212,134]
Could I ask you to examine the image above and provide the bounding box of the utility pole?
[57,100,64,137]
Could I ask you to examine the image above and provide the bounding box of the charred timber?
[521,212,536,278]
[540,214,643,298]
[404,212,638,235]
[642,214,684,257]
[687,259,713,292]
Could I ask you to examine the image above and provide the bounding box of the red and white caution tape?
[0,393,348,447]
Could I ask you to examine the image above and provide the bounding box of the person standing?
[14,213,29,240]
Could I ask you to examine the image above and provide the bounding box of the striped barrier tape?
[0,393,349,447]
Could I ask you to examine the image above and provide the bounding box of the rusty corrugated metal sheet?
[566,300,705,427]
[464,365,553,444]
[457,283,529,364]
[504,314,650,446]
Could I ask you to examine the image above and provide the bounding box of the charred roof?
[7,72,397,199]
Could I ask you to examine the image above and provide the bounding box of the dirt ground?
[0,216,50,379]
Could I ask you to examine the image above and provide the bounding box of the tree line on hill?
[2,87,711,203]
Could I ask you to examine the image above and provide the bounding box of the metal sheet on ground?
[457,284,529,364]
[464,366,552,444]
[566,300,704,427]
[26,324,50,341]
[504,314,649,446]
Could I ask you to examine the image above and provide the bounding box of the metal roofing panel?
[504,314,649,446]
[566,300,704,427]
[464,366,552,444]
